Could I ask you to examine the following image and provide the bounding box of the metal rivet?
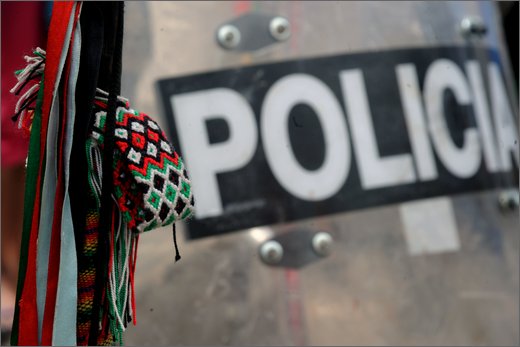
[259,240,283,265]
[269,17,291,41]
[217,24,241,49]
[498,190,519,211]
[460,16,488,38]
[312,232,333,257]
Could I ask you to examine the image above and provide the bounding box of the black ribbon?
[88,2,125,344]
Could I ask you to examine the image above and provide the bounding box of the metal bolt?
[460,16,487,38]
[312,232,333,257]
[498,190,519,211]
[259,240,283,265]
[269,17,291,41]
[217,24,241,49]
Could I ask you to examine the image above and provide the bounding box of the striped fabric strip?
[14,3,76,345]
[77,138,115,346]
[40,5,83,344]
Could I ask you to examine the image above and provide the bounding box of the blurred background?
[2,1,519,345]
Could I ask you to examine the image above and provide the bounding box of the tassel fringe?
[9,48,46,134]
[87,139,138,345]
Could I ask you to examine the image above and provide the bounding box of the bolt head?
[217,24,241,49]
[312,232,333,257]
[498,190,520,211]
[460,16,487,38]
[269,17,291,41]
[260,240,283,265]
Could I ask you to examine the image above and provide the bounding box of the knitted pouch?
[90,96,194,233]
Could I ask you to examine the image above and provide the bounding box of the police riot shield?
[122,2,519,345]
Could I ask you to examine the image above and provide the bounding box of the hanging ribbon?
[52,14,82,346]
[72,3,105,344]
[34,4,81,344]
[11,2,194,345]
[41,5,83,345]
[12,3,76,345]
[89,3,125,344]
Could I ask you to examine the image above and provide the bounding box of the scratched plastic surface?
[122,2,519,345]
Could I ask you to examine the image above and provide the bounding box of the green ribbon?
[11,75,46,345]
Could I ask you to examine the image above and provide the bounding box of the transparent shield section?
[122,1,519,345]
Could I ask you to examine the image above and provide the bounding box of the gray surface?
[125,191,518,346]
